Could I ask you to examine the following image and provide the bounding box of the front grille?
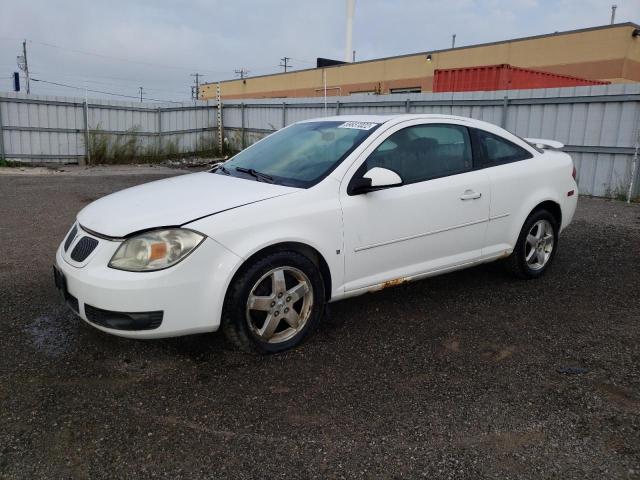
[63,225,77,252]
[84,304,163,331]
[70,236,99,262]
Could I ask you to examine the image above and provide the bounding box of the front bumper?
[55,229,242,339]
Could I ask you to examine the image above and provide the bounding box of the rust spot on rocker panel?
[370,277,409,292]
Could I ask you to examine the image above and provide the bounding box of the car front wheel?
[222,250,325,353]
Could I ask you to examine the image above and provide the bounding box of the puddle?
[26,309,78,358]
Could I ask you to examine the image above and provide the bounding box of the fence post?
[157,107,162,154]
[241,102,246,149]
[282,102,288,128]
[0,100,5,162]
[628,124,640,203]
[500,95,509,128]
[336,100,340,116]
[405,98,411,113]
[82,99,89,166]
[216,82,224,154]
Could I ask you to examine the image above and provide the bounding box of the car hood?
[77,172,299,237]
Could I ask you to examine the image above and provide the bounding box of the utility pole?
[17,40,30,94]
[279,57,291,73]
[610,4,617,24]
[138,86,144,102]
[190,73,204,100]
[451,33,456,49]
[234,68,249,80]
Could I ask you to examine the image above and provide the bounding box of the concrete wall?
[200,23,640,100]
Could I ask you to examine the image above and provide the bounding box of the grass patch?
[0,158,22,167]
[86,125,228,164]
[604,183,636,203]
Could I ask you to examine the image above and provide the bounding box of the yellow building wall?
[199,24,640,100]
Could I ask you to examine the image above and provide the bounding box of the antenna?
[452,33,456,48]
[345,0,356,62]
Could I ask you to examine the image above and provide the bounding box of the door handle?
[460,190,482,200]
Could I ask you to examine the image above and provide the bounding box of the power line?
[30,77,181,103]
[28,70,189,95]
[24,39,283,78]
[5,37,292,87]
[27,39,230,75]
[289,57,316,65]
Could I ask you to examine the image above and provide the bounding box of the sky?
[0,0,638,102]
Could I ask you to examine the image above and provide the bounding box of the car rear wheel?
[506,209,558,279]
[222,251,325,353]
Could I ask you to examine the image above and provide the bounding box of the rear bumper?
[55,236,242,339]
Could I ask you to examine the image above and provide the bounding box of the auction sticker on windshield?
[338,121,378,130]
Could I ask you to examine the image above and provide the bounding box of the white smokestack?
[345,0,355,62]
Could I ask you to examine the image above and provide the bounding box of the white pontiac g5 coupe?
[54,114,578,353]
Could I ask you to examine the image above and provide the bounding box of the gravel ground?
[0,169,639,479]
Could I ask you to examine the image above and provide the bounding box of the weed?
[0,158,21,167]
[87,125,225,164]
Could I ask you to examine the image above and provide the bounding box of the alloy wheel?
[245,266,314,344]
[524,219,554,271]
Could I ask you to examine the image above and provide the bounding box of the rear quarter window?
[474,129,533,167]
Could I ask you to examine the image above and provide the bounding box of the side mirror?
[348,167,403,195]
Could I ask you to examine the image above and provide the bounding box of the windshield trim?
[212,121,382,189]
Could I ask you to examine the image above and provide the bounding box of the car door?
[470,128,536,258]
[339,120,491,293]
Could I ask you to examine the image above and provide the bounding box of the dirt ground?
[0,167,639,479]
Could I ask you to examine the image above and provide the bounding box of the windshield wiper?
[215,164,231,175]
[235,167,274,183]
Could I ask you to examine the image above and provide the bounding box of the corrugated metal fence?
[1,84,639,198]
[0,93,217,163]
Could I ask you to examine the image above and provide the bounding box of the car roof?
[297,113,536,154]
[298,113,488,127]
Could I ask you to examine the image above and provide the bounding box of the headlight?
[108,229,204,272]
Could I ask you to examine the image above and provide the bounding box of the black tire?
[505,209,559,279]
[222,250,326,353]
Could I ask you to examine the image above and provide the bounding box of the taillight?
[572,164,577,180]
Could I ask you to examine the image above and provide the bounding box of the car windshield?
[216,121,380,188]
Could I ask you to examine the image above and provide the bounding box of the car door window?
[364,124,472,184]
[474,129,532,166]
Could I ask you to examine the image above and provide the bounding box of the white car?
[54,114,578,353]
